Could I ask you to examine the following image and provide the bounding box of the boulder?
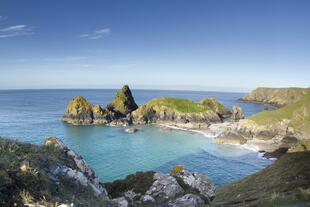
[169,194,204,207]
[145,172,184,203]
[172,169,216,202]
[231,106,245,121]
[125,128,139,133]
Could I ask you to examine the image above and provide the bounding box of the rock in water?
[125,128,139,133]
[107,85,138,115]
[231,106,245,121]
[62,96,94,124]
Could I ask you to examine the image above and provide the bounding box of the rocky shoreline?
[61,85,310,159]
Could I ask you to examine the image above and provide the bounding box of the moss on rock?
[199,98,231,117]
[107,85,138,115]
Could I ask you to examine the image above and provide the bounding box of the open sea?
[0,89,273,186]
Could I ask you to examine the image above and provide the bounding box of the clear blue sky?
[0,0,309,92]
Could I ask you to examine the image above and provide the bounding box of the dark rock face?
[231,106,245,121]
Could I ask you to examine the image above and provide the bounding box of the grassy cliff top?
[213,151,310,206]
[0,137,105,206]
[143,97,212,113]
[249,93,310,133]
[241,87,310,107]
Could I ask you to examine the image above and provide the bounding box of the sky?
[0,0,309,92]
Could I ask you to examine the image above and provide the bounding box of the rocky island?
[62,85,237,129]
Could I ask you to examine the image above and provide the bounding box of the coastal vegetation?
[213,150,310,206]
[138,97,211,113]
[249,93,310,133]
[0,137,106,206]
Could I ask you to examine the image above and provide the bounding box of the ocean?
[0,89,272,185]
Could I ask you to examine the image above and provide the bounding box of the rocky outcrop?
[240,87,310,107]
[107,85,138,114]
[231,106,244,121]
[199,98,232,119]
[104,166,215,207]
[62,85,137,126]
[44,136,108,197]
[132,97,222,129]
[209,119,299,153]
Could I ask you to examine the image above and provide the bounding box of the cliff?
[240,87,310,107]
[212,149,310,206]
[0,136,108,206]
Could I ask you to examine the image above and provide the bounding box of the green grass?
[212,151,310,206]
[249,93,310,133]
[145,97,212,113]
[0,137,106,206]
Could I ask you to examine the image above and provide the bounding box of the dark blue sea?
[0,89,272,185]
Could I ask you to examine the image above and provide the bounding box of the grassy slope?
[213,151,310,207]
[249,93,310,133]
[241,87,310,107]
[0,137,105,206]
[144,97,211,113]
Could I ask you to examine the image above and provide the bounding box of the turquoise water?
[0,89,272,185]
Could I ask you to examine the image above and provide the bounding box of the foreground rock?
[212,149,310,206]
[0,136,108,206]
[62,85,137,126]
[104,166,215,207]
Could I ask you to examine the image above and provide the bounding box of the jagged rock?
[140,194,155,203]
[231,106,245,121]
[112,197,128,207]
[173,169,216,202]
[215,133,247,145]
[44,136,108,197]
[145,172,184,203]
[288,140,310,152]
[169,194,204,207]
[107,85,138,115]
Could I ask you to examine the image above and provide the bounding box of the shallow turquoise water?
[0,89,272,185]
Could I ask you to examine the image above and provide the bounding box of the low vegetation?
[0,137,105,206]
[249,93,310,133]
[212,150,310,206]
[199,98,231,116]
[104,171,155,199]
[143,97,212,113]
